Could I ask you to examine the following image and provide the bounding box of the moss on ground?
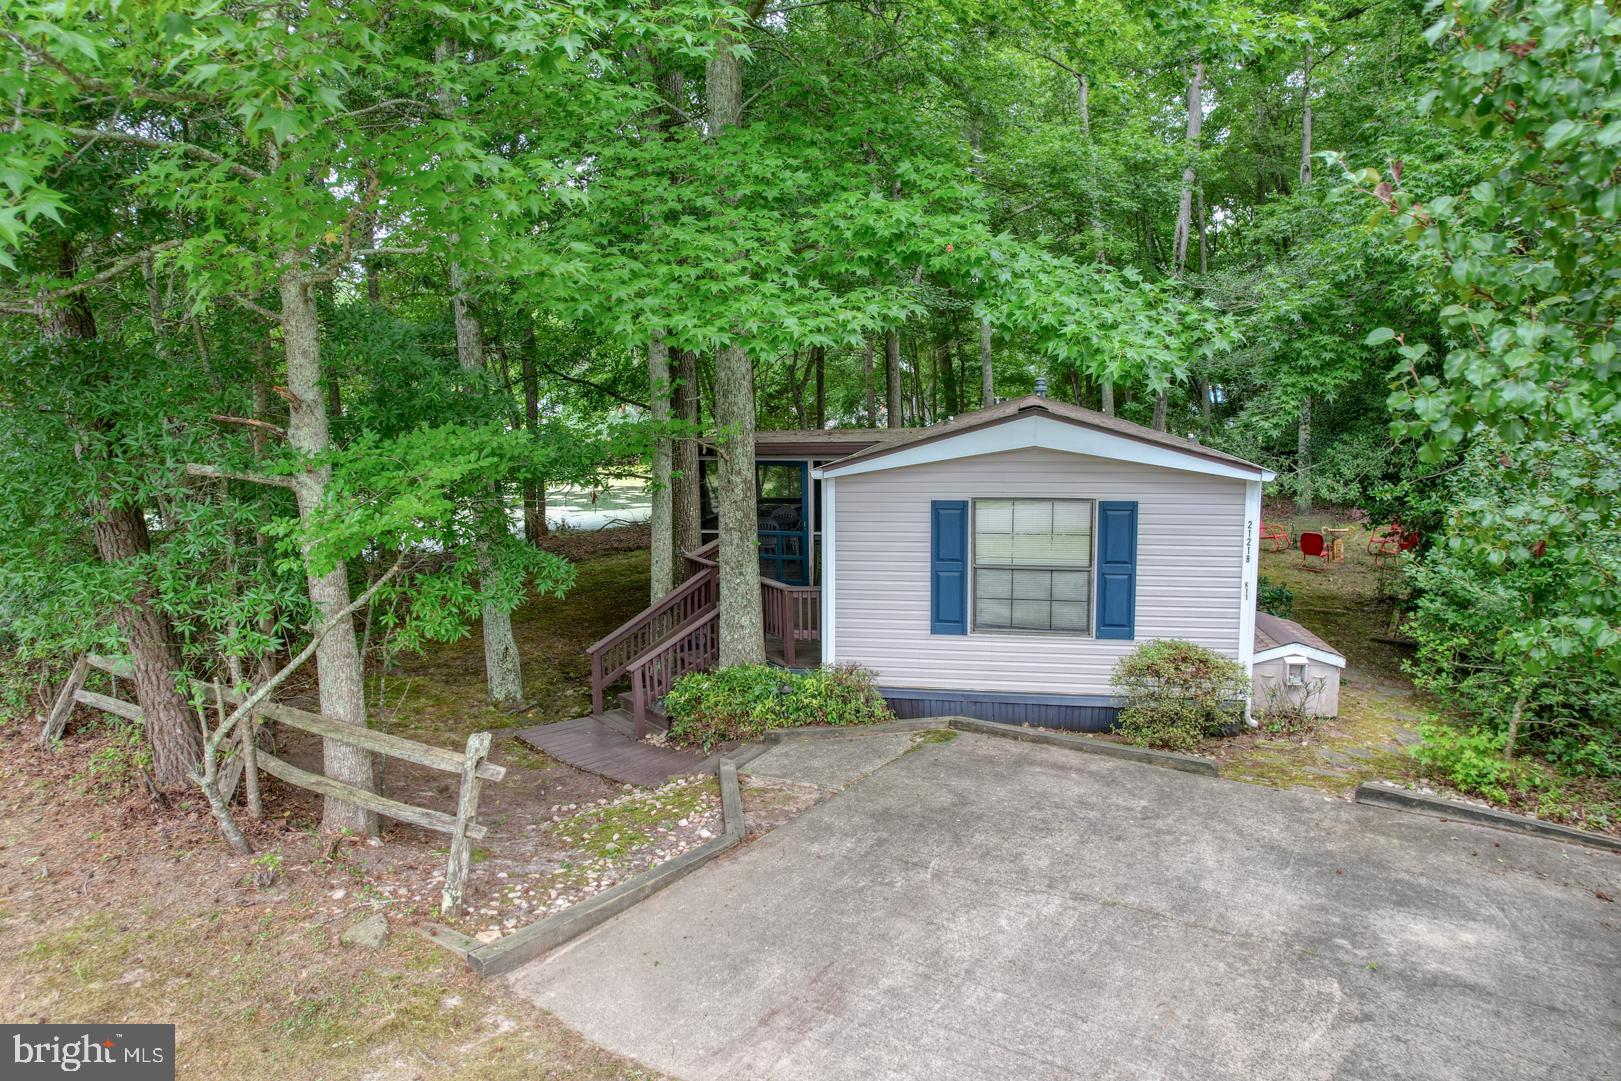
[547,777,718,859]
[371,549,650,747]
[1215,518,1428,795]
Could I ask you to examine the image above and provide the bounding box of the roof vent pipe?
[1034,376,1047,399]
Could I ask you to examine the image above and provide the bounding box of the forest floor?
[0,533,822,1080]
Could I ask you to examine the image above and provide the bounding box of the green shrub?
[1257,577,1294,619]
[664,663,892,750]
[1411,723,1512,802]
[1110,639,1249,753]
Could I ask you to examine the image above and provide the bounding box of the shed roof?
[810,396,1269,478]
[1254,612,1344,659]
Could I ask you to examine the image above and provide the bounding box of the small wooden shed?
[1251,612,1346,718]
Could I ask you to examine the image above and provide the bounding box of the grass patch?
[908,728,959,749]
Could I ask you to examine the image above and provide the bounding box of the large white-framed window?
[971,498,1095,635]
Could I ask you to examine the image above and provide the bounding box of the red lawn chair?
[1299,530,1330,571]
[1260,520,1291,552]
[1372,525,1421,567]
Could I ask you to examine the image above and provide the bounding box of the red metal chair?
[1298,530,1330,571]
[1373,525,1421,567]
[1260,520,1291,552]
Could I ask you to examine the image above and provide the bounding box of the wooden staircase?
[588,540,823,739]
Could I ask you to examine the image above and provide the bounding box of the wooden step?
[616,692,670,733]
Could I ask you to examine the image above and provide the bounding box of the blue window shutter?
[1095,501,1138,640]
[931,500,968,635]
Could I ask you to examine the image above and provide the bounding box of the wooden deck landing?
[765,634,822,670]
[515,709,715,787]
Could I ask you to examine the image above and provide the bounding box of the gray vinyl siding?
[833,447,1247,696]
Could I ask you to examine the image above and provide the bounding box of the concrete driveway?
[506,733,1621,1081]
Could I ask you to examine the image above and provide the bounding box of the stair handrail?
[587,546,719,713]
[624,606,719,738]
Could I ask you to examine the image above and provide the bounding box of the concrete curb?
[759,718,947,742]
[1355,783,1621,854]
[460,757,752,978]
[945,717,1219,776]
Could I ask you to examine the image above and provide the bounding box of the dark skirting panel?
[881,688,1121,732]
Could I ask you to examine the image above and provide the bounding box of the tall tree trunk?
[44,239,201,787]
[911,336,926,424]
[520,329,547,544]
[280,268,378,834]
[885,330,903,427]
[449,263,524,708]
[1197,376,1214,435]
[672,346,701,567]
[812,345,825,428]
[863,339,877,425]
[707,34,764,665]
[1197,182,1209,274]
[1100,381,1115,415]
[648,333,675,600]
[1299,46,1314,188]
[1161,54,1205,433]
[978,319,993,407]
[1077,72,1106,259]
[93,506,204,785]
[1171,58,1203,273]
[713,344,762,665]
[1295,395,1313,515]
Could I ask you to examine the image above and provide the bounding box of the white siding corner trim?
[819,413,1275,483]
[1239,479,1262,721]
[821,476,836,664]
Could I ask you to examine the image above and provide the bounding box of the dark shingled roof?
[754,427,923,458]
[1254,612,1343,657]
[812,395,1268,475]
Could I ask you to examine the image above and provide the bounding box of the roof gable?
[815,397,1273,482]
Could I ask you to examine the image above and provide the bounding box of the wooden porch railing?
[625,607,720,739]
[587,552,717,714]
[590,537,823,732]
[760,577,821,667]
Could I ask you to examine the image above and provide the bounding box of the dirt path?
[1209,517,1426,794]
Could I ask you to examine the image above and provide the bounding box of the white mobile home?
[813,396,1272,728]
[588,394,1348,735]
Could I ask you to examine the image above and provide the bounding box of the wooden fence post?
[441,731,492,917]
[39,655,91,748]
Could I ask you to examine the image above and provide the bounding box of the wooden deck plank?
[514,714,713,787]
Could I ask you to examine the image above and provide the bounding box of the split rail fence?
[41,654,503,915]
